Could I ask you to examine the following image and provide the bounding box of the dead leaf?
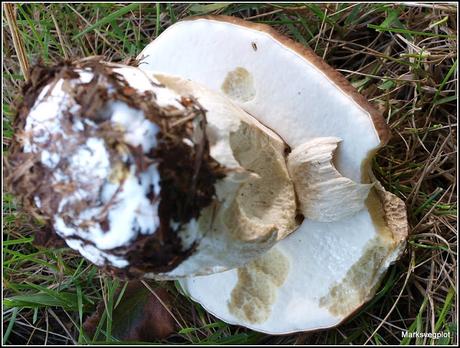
[83,280,176,342]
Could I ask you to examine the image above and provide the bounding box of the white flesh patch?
[287,137,372,222]
[65,238,129,268]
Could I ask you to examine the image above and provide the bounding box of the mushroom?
[136,16,409,333]
[6,58,298,279]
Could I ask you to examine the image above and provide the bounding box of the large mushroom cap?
[138,16,409,333]
[138,15,390,182]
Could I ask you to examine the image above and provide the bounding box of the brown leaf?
[83,280,176,342]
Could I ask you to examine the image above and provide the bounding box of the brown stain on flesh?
[316,186,397,317]
[314,136,408,316]
[362,148,408,242]
[365,189,393,241]
[221,67,256,103]
[225,121,297,242]
[361,148,394,241]
[228,248,289,324]
[318,236,392,317]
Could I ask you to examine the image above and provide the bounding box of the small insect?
[122,86,137,96]
[251,41,258,51]
[180,96,195,107]
[123,56,140,67]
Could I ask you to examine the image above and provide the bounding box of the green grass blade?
[3,237,34,246]
[413,188,443,215]
[73,3,140,40]
[434,58,457,102]
[189,3,231,14]
[16,5,47,59]
[91,310,107,342]
[32,307,38,324]
[4,293,71,309]
[306,3,336,26]
[3,307,19,344]
[434,95,457,105]
[155,3,161,38]
[167,3,177,23]
[279,14,309,46]
[435,287,455,332]
[344,4,363,26]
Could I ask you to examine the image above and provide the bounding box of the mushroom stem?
[7,60,299,280]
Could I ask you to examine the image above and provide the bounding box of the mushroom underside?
[137,16,409,333]
[177,145,408,334]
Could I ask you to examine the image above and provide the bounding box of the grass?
[2,2,457,345]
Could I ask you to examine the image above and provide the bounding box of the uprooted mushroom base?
[6,59,227,279]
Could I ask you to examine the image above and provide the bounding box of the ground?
[2,3,457,345]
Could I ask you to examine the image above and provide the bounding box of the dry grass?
[2,3,457,345]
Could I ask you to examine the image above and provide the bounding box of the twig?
[396,2,458,12]
[140,280,183,327]
[4,3,30,81]
[50,9,69,60]
[244,9,283,20]
[48,308,77,345]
